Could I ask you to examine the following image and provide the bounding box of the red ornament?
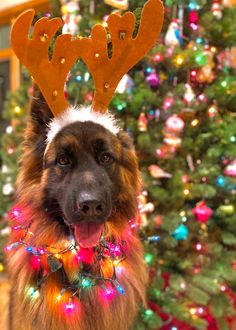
[192,201,213,223]
[189,10,199,24]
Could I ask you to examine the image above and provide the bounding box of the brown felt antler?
[11,10,82,116]
[81,0,164,113]
[11,0,164,116]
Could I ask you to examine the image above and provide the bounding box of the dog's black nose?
[78,200,106,217]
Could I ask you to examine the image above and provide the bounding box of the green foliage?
[0,1,236,329]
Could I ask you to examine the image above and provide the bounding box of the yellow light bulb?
[190,308,197,315]
[191,119,199,127]
[183,189,190,195]
[14,106,21,114]
[174,55,184,66]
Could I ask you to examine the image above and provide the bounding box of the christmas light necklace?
[5,207,127,310]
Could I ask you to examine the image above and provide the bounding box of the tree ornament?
[218,204,235,216]
[156,144,176,159]
[148,165,172,178]
[224,160,236,177]
[217,48,236,69]
[61,1,81,35]
[104,0,128,9]
[164,19,182,48]
[188,10,199,24]
[196,46,215,83]
[183,83,195,103]
[138,113,148,131]
[172,224,189,240]
[211,0,222,19]
[164,136,182,147]
[116,74,134,94]
[165,115,185,134]
[146,71,160,89]
[192,201,213,223]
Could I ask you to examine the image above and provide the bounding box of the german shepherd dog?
[2,89,148,330]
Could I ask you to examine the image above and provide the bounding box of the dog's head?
[12,1,164,248]
[17,91,141,248]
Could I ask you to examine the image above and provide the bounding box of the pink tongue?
[74,222,104,248]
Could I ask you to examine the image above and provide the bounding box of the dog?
[2,89,148,330]
[1,1,164,328]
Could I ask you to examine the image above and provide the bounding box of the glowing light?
[163,97,174,110]
[180,282,186,289]
[145,253,153,264]
[211,46,217,53]
[183,189,190,195]
[65,301,75,312]
[221,80,227,88]
[195,243,202,251]
[191,70,197,77]
[144,309,154,316]
[145,66,152,74]
[198,307,204,315]
[230,136,236,142]
[171,327,178,330]
[208,105,217,117]
[195,53,205,65]
[82,278,92,288]
[198,94,206,102]
[116,284,125,295]
[28,287,40,299]
[154,53,163,62]
[84,72,90,82]
[190,307,197,315]
[180,211,186,217]
[76,75,82,82]
[103,285,115,300]
[6,126,13,134]
[56,294,62,301]
[191,119,199,127]
[174,55,184,66]
[220,285,227,292]
[26,246,33,252]
[196,37,203,44]
[7,147,14,155]
[14,106,22,114]
[166,48,173,56]
[30,256,41,270]
[10,207,21,219]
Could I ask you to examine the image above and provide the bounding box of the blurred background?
[0,0,236,329]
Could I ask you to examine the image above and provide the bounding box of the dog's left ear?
[117,131,135,150]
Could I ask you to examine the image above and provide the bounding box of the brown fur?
[4,92,148,330]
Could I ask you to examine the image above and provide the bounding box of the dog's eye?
[99,153,114,166]
[57,156,71,166]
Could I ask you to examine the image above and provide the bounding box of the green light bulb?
[145,253,153,264]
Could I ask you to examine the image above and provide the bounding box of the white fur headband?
[46,106,120,144]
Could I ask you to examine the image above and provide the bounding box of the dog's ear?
[29,84,54,137]
[117,131,135,150]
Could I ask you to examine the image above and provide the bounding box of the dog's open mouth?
[72,222,104,249]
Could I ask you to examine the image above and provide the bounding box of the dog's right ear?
[29,84,54,138]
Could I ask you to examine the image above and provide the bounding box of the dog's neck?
[7,205,148,330]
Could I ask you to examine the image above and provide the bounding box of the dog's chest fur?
[6,216,147,330]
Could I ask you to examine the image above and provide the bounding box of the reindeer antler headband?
[11,0,164,138]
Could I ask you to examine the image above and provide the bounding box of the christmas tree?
[1,0,236,329]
